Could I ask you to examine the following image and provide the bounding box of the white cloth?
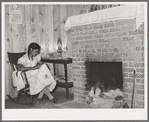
[26,64,57,95]
[12,71,25,91]
[65,4,144,30]
[88,87,101,98]
[88,87,94,97]
[94,88,101,97]
[103,88,123,98]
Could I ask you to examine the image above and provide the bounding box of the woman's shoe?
[50,97,59,103]
[36,98,44,105]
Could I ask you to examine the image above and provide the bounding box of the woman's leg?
[38,86,54,100]
[38,90,44,99]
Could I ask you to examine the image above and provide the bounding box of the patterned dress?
[17,53,56,95]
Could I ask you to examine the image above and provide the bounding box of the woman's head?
[28,42,41,57]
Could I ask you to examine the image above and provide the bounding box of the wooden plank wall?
[57,5,92,77]
[53,5,60,75]
[5,4,92,99]
[5,4,56,98]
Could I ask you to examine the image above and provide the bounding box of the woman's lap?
[26,64,56,95]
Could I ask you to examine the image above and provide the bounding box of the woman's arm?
[17,64,40,71]
[37,60,43,65]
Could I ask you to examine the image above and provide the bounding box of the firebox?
[85,61,123,92]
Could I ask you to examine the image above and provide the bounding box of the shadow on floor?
[5,90,91,109]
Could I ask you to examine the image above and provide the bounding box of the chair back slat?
[7,52,26,71]
[10,63,15,71]
[13,64,17,71]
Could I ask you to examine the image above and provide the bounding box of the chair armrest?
[54,75,65,81]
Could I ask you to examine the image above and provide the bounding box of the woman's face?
[31,48,40,57]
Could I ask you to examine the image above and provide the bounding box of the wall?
[4,4,89,99]
[5,4,55,98]
[67,19,144,108]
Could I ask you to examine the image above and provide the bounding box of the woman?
[17,42,58,104]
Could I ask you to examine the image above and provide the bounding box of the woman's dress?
[17,53,56,95]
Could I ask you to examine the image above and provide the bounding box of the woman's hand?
[38,61,43,65]
[54,76,60,81]
[32,64,43,70]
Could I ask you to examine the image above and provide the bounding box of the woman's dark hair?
[28,42,41,56]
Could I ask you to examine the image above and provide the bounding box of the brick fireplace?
[85,61,123,92]
[66,18,144,108]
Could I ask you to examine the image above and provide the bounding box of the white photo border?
[2,2,148,121]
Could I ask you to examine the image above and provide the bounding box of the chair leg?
[17,92,21,102]
[30,95,33,104]
[66,88,69,99]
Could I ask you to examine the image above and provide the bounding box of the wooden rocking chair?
[7,52,33,105]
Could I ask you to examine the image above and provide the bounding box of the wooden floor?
[5,89,91,109]
[5,89,74,109]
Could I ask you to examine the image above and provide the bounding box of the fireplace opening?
[85,61,123,92]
